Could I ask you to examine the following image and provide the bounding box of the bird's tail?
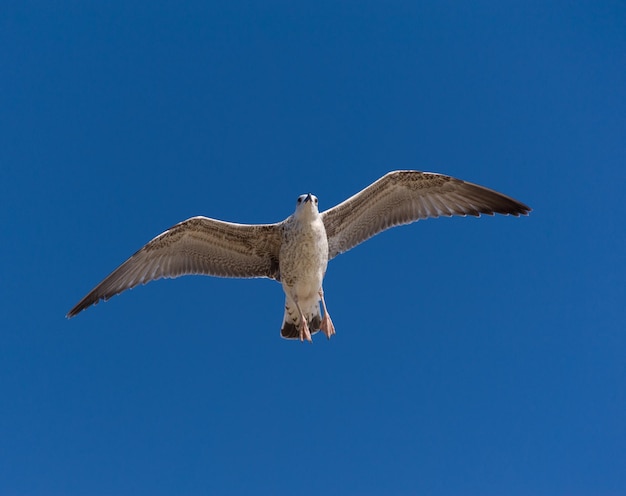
[280,300,322,340]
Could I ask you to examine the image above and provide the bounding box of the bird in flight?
[67,170,530,341]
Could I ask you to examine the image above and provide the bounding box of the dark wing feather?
[321,170,530,259]
[67,216,282,317]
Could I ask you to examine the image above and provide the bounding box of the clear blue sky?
[2,1,625,494]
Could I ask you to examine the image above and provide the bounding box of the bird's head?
[294,193,320,218]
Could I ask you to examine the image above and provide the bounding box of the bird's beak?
[304,193,312,203]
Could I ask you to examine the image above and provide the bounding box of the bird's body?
[67,171,531,341]
[278,193,333,340]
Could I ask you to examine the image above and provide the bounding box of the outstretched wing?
[321,170,530,260]
[67,216,282,317]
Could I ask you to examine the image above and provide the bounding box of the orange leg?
[319,289,336,339]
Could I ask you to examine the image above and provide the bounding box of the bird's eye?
[314,198,318,204]
[297,197,302,204]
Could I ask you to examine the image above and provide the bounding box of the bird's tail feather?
[280,300,322,339]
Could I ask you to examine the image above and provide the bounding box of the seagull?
[67,170,530,341]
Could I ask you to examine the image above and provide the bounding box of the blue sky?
[2,1,625,494]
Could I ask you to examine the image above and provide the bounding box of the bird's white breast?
[279,215,328,302]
